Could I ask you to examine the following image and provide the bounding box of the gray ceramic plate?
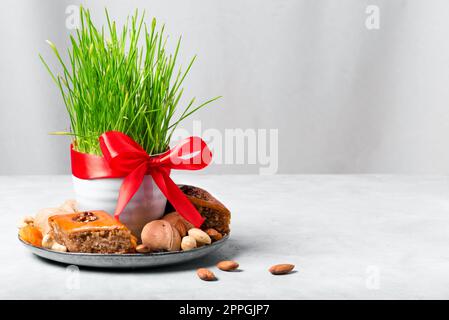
[19,235,228,268]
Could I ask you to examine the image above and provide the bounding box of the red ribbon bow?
[71,131,212,227]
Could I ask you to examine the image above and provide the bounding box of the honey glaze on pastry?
[48,210,135,253]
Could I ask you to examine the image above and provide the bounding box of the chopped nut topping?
[73,211,98,222]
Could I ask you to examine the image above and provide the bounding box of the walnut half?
[72,211,98,223]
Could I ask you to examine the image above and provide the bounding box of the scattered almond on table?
[217,260,239,271]
[197,268,217,281]
[269,264,295,275]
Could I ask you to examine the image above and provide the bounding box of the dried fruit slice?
[19,225,43,247]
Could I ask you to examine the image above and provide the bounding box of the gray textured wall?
[1,0,449,174]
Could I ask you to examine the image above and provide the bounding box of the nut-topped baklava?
[48,210,135,253]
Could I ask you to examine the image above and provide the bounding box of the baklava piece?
[48,210,135,253]
[178,185,231,235]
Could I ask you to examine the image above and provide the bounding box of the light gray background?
[1,0,449,174]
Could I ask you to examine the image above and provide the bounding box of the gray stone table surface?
[1,174,449,299]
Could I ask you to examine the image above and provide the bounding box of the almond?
[136,244,151,253]
[174,220,188,237]
[217,260,239,271]
[163,212,194,231]
[269,264,295,275]
[197,268,216,281]
[205,228,223,241]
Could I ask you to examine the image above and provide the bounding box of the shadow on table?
[32,236,249,274]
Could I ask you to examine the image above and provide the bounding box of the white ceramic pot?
[72,175,166,238]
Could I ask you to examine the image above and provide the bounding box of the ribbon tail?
[114,162,147,219]
[151,169,205,228]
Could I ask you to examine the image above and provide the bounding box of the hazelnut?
[188,228,211,246]
[181,236,197,251]
[141,220,181,252]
